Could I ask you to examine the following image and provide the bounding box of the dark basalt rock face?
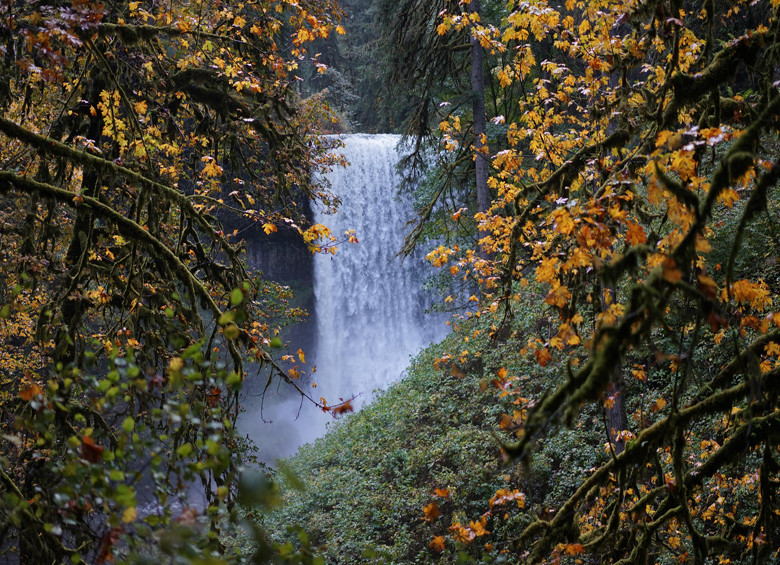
[230,199,317,357]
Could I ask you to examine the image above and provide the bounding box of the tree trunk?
[469,0,489,214]
[602,286,628,454]
[606,370,628,454]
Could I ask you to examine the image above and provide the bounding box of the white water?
[313,134,445,406]
[240,134,446,461]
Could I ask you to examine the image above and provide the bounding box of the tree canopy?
[411,0,780,561]
[0,0,346,562]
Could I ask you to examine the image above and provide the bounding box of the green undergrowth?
[259,317,607,564]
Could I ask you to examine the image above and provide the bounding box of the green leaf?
[177,443,193,458]
[226,372,241,391]
[223,322,239,340]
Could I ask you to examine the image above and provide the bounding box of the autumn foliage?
[414,0,780,562]
[0,0,344,562]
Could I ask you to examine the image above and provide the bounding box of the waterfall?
[312,134,444,407]
[240,134,445,461]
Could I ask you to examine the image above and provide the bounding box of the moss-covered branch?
[0,116,241,270]
[520,366,780,560]
[0,170,221,323]
[663,30,773,126]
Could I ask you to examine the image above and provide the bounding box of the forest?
[0,0,779,564]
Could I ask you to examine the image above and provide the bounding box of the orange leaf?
[332,399,353,416]
[535,347,552,367]
[650,397,667,413]
[661,258,683,283]
[631,365,647,381]
[765,341,780,356]
[81,436,104,463]
[469,519,489,537]
[489,488,525,509]
[449,522,475,543]
[625,220,647,245]
[207,387,221,407]
[535,257,559,284]
[565,543,584,555]
[545,284,571,308]
[422,502,440,522]
[429,536,445,552]
[19,375,43,401]
[434,487,451,499]
[96,527,123,564]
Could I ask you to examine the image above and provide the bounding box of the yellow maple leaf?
[661,258,683,283]
[200,158,223,179]
[498,68,512,88]
[122,506,137,523]
[535,256,559,284]
[469,518,489,537]
[650,397,667,413]
[168,357,184,373]
[718,188,739,208]
[550,208,574,235]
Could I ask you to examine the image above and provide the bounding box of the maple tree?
[0,0,346,562]
[414,0,780,562]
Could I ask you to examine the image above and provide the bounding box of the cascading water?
[312,134,445,407]
[240,134,446,461]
